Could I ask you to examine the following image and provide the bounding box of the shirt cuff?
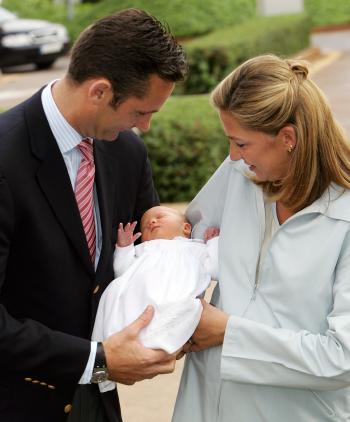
[78,341,97,384]
[115,243,135,255]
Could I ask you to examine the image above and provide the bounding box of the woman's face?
[219,110,294,182]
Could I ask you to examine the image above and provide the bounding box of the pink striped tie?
[75,139,96,264]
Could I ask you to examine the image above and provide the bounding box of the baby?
[92,206,219,392]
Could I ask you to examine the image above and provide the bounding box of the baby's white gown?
[92,236,218,392]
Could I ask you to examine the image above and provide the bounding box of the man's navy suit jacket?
[0,89,159,422]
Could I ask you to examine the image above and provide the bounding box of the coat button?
[64,404,72,414]
[40,382,47,386]
[93,285,100,294]
[24,377,32,382]
[47,385,56,390]
[32,380,40,384]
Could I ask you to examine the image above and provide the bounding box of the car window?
[0,7,16,23]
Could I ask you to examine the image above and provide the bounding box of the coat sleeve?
[0,169,14,296]
[220,229,350,391]
[0,170,90,384]
[186,157,232,239]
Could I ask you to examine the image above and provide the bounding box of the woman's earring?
[287,144,294,153]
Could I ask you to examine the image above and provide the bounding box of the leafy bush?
[2,0,68,25]
[305,0,350,27]
[68,0,256,40]
[2,0,255,46]
[178,13,311,94]
[143,95,228,202]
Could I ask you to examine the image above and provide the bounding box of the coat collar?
[93,142,115,278]
[24,89,106,278]
[298,184,350,223]
[231,159,350,223]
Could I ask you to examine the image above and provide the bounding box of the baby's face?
[141,206,190,242]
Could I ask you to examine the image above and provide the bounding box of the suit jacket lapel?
[25,90,95,278]
[94,141,115,278]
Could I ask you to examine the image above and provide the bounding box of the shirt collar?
[41,79,91,154]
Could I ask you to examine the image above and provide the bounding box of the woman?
[172,55,350,421]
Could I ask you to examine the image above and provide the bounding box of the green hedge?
[4,0,350,42]
[305,0,350,27]
[143,95,227,202]
[178,13,311,94]
[2,0,255,41]
[2,0,68,25]
[67,0,256,41]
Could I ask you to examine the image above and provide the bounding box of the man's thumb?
[131,305,154,333]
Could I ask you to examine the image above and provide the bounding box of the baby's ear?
[183,222,192,238]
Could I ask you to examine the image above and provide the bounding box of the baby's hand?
[204,227,220,243]
[117,222,142,247]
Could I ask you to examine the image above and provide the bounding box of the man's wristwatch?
[90,342,109,383]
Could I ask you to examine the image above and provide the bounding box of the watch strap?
[90,342,109,383]
[95,342,107,369]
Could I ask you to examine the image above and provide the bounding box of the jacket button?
[64,404,72,414]
[24,377,32,382]
[40,382,47,386]
[47,385,56,390]
[32,380,40,384]
[93,285,100,294]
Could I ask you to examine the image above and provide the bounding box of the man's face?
[91,74,175,141]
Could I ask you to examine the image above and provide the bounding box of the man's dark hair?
[68,8,187,106]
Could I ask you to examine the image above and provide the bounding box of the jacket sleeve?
[186,157,232,238]
[220,229,350,391]
[0,170,90,385]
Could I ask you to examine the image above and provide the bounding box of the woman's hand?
[184,300,229,353]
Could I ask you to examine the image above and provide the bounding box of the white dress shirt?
[41,80,98,384]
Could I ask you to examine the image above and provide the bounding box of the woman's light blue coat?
[172,158,350,422]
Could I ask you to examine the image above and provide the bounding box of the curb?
[312,23,350,33]
[293,46,342,76]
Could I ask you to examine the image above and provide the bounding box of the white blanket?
[92,236,218,392]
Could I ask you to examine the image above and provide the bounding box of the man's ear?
[183,222,192,238]
[278,125,297,152]
[88,79,112,105]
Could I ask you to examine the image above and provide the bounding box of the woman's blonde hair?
[211,54,350,212]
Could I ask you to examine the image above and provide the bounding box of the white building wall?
[257,0,304,16]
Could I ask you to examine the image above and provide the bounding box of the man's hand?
[117,221,142,247]
[183,300,229,353]
[103,306,176,385]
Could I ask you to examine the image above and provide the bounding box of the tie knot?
[78,139,94,162]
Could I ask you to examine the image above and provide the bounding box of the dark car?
[0,6,70,70]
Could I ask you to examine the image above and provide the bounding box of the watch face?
[91,369,108,383]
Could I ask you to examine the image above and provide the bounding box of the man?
[0,8,187,422]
